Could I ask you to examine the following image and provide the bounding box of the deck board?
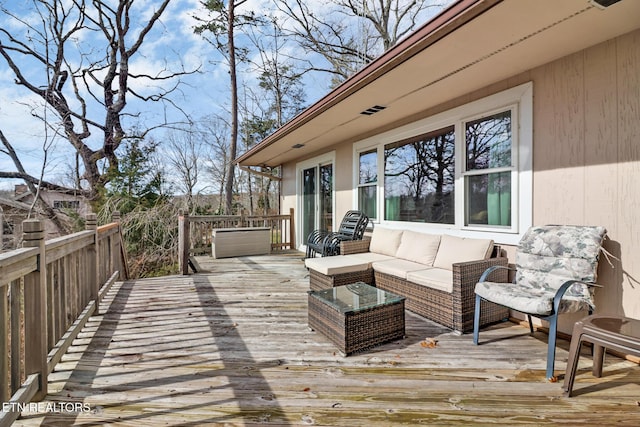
[13,252,640,426]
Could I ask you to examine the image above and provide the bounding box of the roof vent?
[360,105,387,116]
[589,0,622,9]
[291,143,305,149]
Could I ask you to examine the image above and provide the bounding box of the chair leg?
[473,294,482,345]
[546,314,559,380]
[563,320,585,397]
[592,344,605,378]
[527,315,534,334]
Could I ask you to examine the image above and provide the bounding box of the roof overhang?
[237,0,640,167]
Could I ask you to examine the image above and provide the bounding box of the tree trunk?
[224,1,239,215]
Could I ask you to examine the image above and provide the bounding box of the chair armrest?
[552,280,601,312]
[478,264,515,283]
[307,229,329,245]
[321,232,350,256]
[340,238,371,255]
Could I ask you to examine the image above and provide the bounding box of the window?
[353,83,532,243]
[384,126,455,223]
[463,111,513,228]
[53,200,80,210]
[357,149,377,220]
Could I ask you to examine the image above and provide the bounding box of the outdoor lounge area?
[11,252,640,426]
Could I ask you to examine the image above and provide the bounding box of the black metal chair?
[305,210,369,258]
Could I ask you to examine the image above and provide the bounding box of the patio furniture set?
[304,212,640,394]
[305,225,509,333]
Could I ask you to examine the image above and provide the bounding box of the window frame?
[352,82,532,245]
[458,106,518,232]
[356,148,380,221]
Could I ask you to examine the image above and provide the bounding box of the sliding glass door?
[299,156,334,249]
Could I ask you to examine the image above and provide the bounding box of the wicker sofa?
[304,227,509,333]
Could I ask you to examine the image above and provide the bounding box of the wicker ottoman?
[308,282,405,355]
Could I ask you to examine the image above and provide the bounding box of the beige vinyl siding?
[530,28,640,328]
[281,28,640,332]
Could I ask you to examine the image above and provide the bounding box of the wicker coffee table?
[308,282,405,355]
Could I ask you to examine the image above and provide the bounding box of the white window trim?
[352,82,532,245]
[457,105,519,233]
[296,151,336,250]
[353,146,381,222]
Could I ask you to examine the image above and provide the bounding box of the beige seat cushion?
[350,252,395,266]
[368,227,403,257]
[372,258,428,280]
[304,255,369,276]
[406,268,454,293]
[433,234,494,271]
[395,230,441,266]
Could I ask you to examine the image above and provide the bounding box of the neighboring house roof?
[237,0,639,167]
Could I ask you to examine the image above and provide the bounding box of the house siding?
[281,28,640,329]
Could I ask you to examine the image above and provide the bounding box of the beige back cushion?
[395,231,441,266]
[433,234,494,270]
[368,227,403,257]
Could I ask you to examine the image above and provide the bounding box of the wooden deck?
[12,252,640,426]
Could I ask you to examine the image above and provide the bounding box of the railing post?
[22,219,48,400]
[112,211,121,279]
[289,207,295,250]
[0,284,7,403]
[86,213,99,313]
[178,211,190,275]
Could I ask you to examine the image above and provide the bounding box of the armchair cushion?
[514,225,607,310]
[475,281,591,315]
[475,225,607,316]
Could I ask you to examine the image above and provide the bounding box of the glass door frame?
[296,152,336,251]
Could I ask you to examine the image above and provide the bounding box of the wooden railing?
[0,214,128,427]
[178,208,295,274]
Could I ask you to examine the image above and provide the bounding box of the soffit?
[238,0,640,167]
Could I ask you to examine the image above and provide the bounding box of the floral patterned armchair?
[473,225,607,380]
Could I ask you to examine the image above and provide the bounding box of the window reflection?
[464,111,512,227]
[384,126,455,223]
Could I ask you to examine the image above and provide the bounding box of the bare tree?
[199,115,231,214]
[165,128,204,212]
[274,0,447,84]
[0,0,195,201]
[0,129,70,233]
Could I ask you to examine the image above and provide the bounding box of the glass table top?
[309,282,404,314]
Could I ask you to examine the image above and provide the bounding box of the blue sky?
[0,0,450,193]
[0,0,343,191]
[0,0,219,190]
